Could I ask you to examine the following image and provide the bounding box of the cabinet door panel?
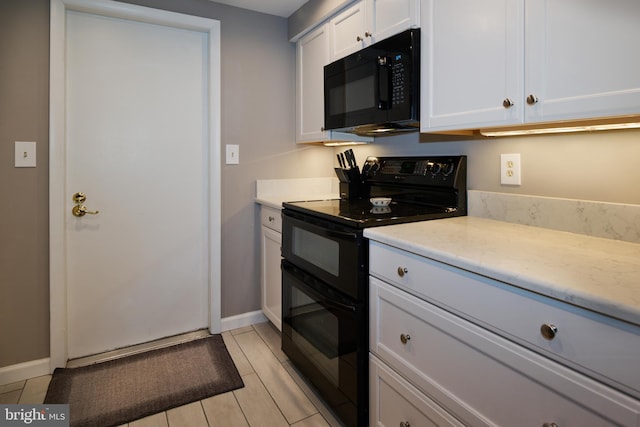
[370,354,464,427]
[370,278,640,427]
[261,226,282,330]
[525,0,640,122]
[373,0,419,43]
[329,1,371,61]
[422,0,524,131]
[296,25,330,142]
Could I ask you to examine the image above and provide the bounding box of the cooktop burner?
[284,198,458,228]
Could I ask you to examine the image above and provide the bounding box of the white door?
[50,0,221,363]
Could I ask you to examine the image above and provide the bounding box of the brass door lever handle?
[72,205,100,217]
[72,192,99,217]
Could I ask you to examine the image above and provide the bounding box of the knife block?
[335,167,362,199]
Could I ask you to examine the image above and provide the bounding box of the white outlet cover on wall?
[500,153,521,186]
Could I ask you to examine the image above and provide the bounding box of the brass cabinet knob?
[400,421,411,427]
[365,31,372,38]
[540,324,558,340]
[503,98,515,108]
[527,94,539,105]
[397,267,408,277]
[542,423,558,427]
[400,333,411,345]
[357,35,363,42]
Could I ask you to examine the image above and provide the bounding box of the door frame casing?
[49,0,222,370]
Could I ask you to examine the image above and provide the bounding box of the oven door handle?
[323,298,357,313]
[324,229,358,240]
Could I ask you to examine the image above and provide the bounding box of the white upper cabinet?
[329,0,419,61]
[329,1,373,61]
[296,24,331,143]
[524,0,640,123]
[373,0,420,47]
[421,0,523,131]
[422,0,640,132]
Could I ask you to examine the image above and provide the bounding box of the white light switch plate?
[15,141,37,167]
[226,144,239,165]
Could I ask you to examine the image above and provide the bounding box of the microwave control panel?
[391,54,406,106]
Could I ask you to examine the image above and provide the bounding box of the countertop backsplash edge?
[468,190,640,244]
[256,177,340,208]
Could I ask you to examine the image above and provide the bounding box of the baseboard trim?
[221,310,266,332]
[0,311,267,385]
[0,358,51,386]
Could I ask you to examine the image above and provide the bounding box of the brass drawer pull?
[540,324,558,340]
[400,333,411,345]
[397,267,408,277]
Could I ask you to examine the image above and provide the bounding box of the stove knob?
[441,162,455,177]
[430,163,442,176]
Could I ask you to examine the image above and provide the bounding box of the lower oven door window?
[282,260,365,427]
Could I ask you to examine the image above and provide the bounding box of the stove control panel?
[362,156,466,187]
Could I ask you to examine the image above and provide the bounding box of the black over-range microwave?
[324,28,420,137]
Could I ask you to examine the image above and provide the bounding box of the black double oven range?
[281,155,467,427]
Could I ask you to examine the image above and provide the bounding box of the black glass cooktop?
[283,198,458,229]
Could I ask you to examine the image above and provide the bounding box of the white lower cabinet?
[260,206,282,330]
[369,243,640,426]
[370,353,464,427]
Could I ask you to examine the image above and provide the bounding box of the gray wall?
[343,129,640,205]
[0,0,50,368]
[0,0,335,368]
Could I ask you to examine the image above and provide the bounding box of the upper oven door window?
[282,211,365,300]
[292,226,339,275]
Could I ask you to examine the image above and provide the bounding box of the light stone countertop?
[364,216,640,326]
[255,194,337,210]
[255,177,339,210]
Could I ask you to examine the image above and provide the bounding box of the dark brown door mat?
[44,334,244,427]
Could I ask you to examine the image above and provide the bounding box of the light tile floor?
[0,322,343,427]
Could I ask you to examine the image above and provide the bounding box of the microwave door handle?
[377,56,391,110]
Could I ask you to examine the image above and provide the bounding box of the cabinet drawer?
[370,278,640,426]
[260,206,282,232]
[370,241,640,398]
[370,354,463,427]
